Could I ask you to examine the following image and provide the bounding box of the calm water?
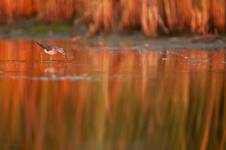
[0,39,225,150]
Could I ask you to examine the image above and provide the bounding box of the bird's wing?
[56,47,66,54]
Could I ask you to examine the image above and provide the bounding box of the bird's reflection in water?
[42,62,67,78]
[44,66,57,74]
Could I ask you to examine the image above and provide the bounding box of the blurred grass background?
[0,0,225,36]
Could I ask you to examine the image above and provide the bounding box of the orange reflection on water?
[0,40,225,149]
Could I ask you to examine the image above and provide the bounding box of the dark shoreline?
[0,23,226,50]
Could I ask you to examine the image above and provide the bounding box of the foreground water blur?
[0,39,225,150]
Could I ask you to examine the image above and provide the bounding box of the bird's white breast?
[44,49,57,55]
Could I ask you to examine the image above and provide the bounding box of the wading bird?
[35,41,67,61]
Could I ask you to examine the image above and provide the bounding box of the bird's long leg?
[40,52,43,62]
[64,54,67,62]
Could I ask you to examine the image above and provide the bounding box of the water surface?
[0,39,225,150]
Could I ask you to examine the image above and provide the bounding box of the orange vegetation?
[0,0,225,36]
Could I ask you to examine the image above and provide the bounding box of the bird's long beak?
[34,41,42,47]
